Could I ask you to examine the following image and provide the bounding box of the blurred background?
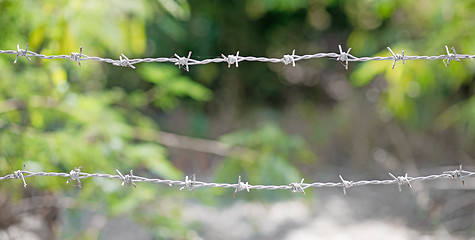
[1,0,475,239]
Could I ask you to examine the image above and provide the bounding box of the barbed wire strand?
[1,44,475,71]
[1,164,474,196]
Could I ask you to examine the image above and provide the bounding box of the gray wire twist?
[1,164,473,196]
[2,44,475,71]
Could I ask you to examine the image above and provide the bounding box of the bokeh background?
[1,0,475,239]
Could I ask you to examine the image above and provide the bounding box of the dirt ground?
[181,186,474,240]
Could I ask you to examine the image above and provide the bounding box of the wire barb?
[389,172,412,192]
[289,178,306,195]
[233,176,249,198]
[114,53,136,69]
[336,45,352,70]
[116,169,137,188]
[66,166,82,188]
[70,46,83,67]
[14,164,27,188]
[387,47,405,69]
[444,164,465,186]
[14,43,31,63]
[174,51,192,72]
[339,175,353,195]
[221,51,240,68]
[444,45,460,68]
[180,174,196,191]
[283,49,296,66]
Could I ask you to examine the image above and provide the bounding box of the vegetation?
[0,0,474,238]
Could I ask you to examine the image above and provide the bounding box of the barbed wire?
[1,44,474,71]
[0,164,473,197]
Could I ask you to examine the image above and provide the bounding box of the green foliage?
[0,0,210,238]
[139,64,213,109]
[346,0,475,128]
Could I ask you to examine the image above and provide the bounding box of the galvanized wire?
[0,165,473,196]
[1,44,474,71]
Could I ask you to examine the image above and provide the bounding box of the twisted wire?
[1,165,473,196]
[2,44,475,71]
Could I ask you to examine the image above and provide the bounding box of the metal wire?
[1,44,474,71]
[1,165,473,196]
